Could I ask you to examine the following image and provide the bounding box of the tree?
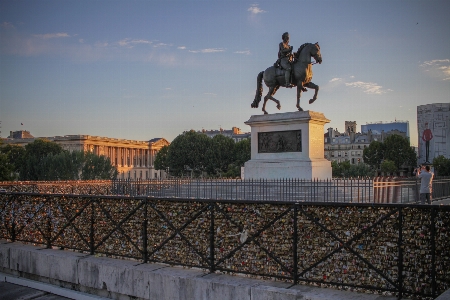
[331,160,351,177]
[234,138,251,168]
[383,135,416,170]
[345,163,375,178]
[0,152,14,181]
[433,155,450,176]
[0,143,25,180]
[363,141,384,169]
[205,135,235,176]
[381,159,397,175]
[19,139,64,180]
[167,131,211,176]
[81,151,118,180]
[154,145,169,171]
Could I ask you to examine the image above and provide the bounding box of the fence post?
[209,202,215,273]
[293,204,298,285]
[46,203,52,249]
[431,206,436,298]
[143,198,148,263]
[397,207,403,299]
[90,199,95,255]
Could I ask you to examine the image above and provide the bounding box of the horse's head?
[312,42,322,64]
[295,42,322,64]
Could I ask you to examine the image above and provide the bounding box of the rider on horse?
[278,32,294,88]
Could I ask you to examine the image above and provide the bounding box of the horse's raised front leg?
[296,84,304,111]
[304,82,319,104]
[262,86,281,114]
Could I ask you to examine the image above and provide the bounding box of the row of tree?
[331,135,418,178]
[0,139,117,181]
[154,131,250,178]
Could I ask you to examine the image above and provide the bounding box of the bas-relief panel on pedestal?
[258,130,302,153]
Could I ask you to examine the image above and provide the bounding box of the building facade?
[197,127,250,142]
[324,122,408,165]
[361,121,410,137]
[417,103,450,164]
[4,131,170,179]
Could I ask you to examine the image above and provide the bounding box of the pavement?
[0,282,71,300]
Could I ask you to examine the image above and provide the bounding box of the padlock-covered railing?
[0,192,449,299]
[1,177,450,203]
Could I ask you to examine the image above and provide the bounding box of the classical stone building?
[4,131,170,179]
[324,122,408,165]
[196,127,250,142]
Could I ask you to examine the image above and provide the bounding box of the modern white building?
[417,103,450,164]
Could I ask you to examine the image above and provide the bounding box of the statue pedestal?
[243,111,332,180]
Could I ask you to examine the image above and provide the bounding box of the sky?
[1,0,449,147]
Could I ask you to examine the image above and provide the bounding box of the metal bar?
[143,197,148,263]
[397,207,403,300]
[90,198,95,255]
[209,202,215,273]
[293,204,298,285]
[431,206,436,298]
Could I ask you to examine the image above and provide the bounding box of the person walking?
[416,165,434,204]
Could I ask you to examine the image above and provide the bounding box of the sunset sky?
[1,0,449,146]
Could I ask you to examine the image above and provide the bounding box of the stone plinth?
[244,111,332,180]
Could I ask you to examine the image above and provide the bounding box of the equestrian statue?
[251,32,322,114]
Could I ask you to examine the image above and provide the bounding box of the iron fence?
[0,192,449,299]
[1,177,449,204]
[111,177,450,204]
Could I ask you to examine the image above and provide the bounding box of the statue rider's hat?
[282,32,289,40]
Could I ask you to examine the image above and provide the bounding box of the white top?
[418,170,433,194]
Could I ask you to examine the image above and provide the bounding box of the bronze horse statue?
[251,42,322,114]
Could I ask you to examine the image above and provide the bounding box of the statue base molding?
[243,111,332,180]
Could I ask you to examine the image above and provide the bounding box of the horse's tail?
[251,71,264,108]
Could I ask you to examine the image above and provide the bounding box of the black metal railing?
[111,177,450,203]
[1,177,449,204]
[1,192,449,299]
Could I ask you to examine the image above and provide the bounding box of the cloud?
[204,92,217,97]
[118,38,152,48]
[248,4,266,14]
[1,22,15,29]
[153,42,170,48]
[177,46,186,50]
[345,81,391,95]
[33,32,70,39]
[421,59,450,80]
[189,48,225,53]
[329,78,342,82]
[234,50,251,55]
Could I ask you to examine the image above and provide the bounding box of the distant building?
[361,121,409,137]
[196,127,250,142]
[8,130,34,139]
[3,132,170,179]
[324,122,408,165]
[417,103,450,164]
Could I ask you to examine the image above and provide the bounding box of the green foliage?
[234,139,251,167]
[19,139,64,180]
[383,135,416,170]
[205,135,236,176]
[81,151,118,180]
[154,145,169,171]
[0,152,14,181]
[380,159,397,175]
[332,160,374,178]
[363,141,384,169]
[433,155,450,176]
[167,131,211,176]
